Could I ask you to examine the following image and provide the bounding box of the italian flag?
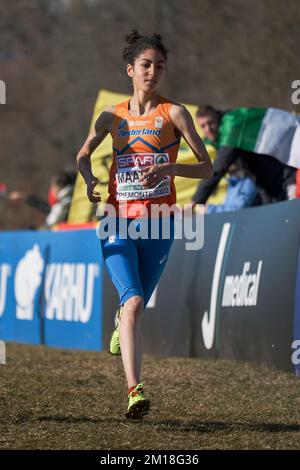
[219,108,300,168]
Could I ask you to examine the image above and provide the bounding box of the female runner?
[77,30,212,419]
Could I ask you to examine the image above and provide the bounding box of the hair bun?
[122,30,168,64]
[125,29,142,45]
[152,34,162,42]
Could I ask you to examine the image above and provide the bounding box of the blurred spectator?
[196,105,223,149]
[206,158,258,214]
[192,105,296,206]
[8,170,76,228]
[192,104,230,206]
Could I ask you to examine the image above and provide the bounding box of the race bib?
[115,153,171,201]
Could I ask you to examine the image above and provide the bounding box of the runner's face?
[127,48,166,93]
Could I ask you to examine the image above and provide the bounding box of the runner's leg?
[101,229,145,388]
[139,216,175,307]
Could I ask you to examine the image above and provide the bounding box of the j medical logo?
[0,80,6,104]
[202,223,263,349]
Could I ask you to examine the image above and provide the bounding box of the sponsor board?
[0,229,103,350]
[138,200,300,373]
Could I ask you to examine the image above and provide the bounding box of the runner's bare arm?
[169,104,212,179]
[140,104,212,188]
[76,107,114,202]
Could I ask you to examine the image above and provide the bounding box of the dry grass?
[0,343,300,450]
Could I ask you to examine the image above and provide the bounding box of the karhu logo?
[45,263,99,323]
[14,245,44,320]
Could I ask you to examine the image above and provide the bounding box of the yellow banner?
[68,90,227,222]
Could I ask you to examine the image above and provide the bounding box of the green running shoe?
[109,306,122,355]
[125,383,150,419]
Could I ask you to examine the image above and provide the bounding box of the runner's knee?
[123,295,144,317]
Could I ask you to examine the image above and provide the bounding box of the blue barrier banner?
[0,229,103,351]
[136,200,300,374]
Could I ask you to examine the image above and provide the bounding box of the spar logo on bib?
[117,153,169,171]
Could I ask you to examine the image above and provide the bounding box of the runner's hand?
[139,164,168,189]
[86,178,101,203]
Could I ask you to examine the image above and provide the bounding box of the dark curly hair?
[122,29,169,65]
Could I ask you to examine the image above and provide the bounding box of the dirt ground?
[0,342,299,450]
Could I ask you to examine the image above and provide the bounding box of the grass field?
[0,342,300,450]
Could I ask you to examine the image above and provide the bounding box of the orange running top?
[106,96,181,218]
